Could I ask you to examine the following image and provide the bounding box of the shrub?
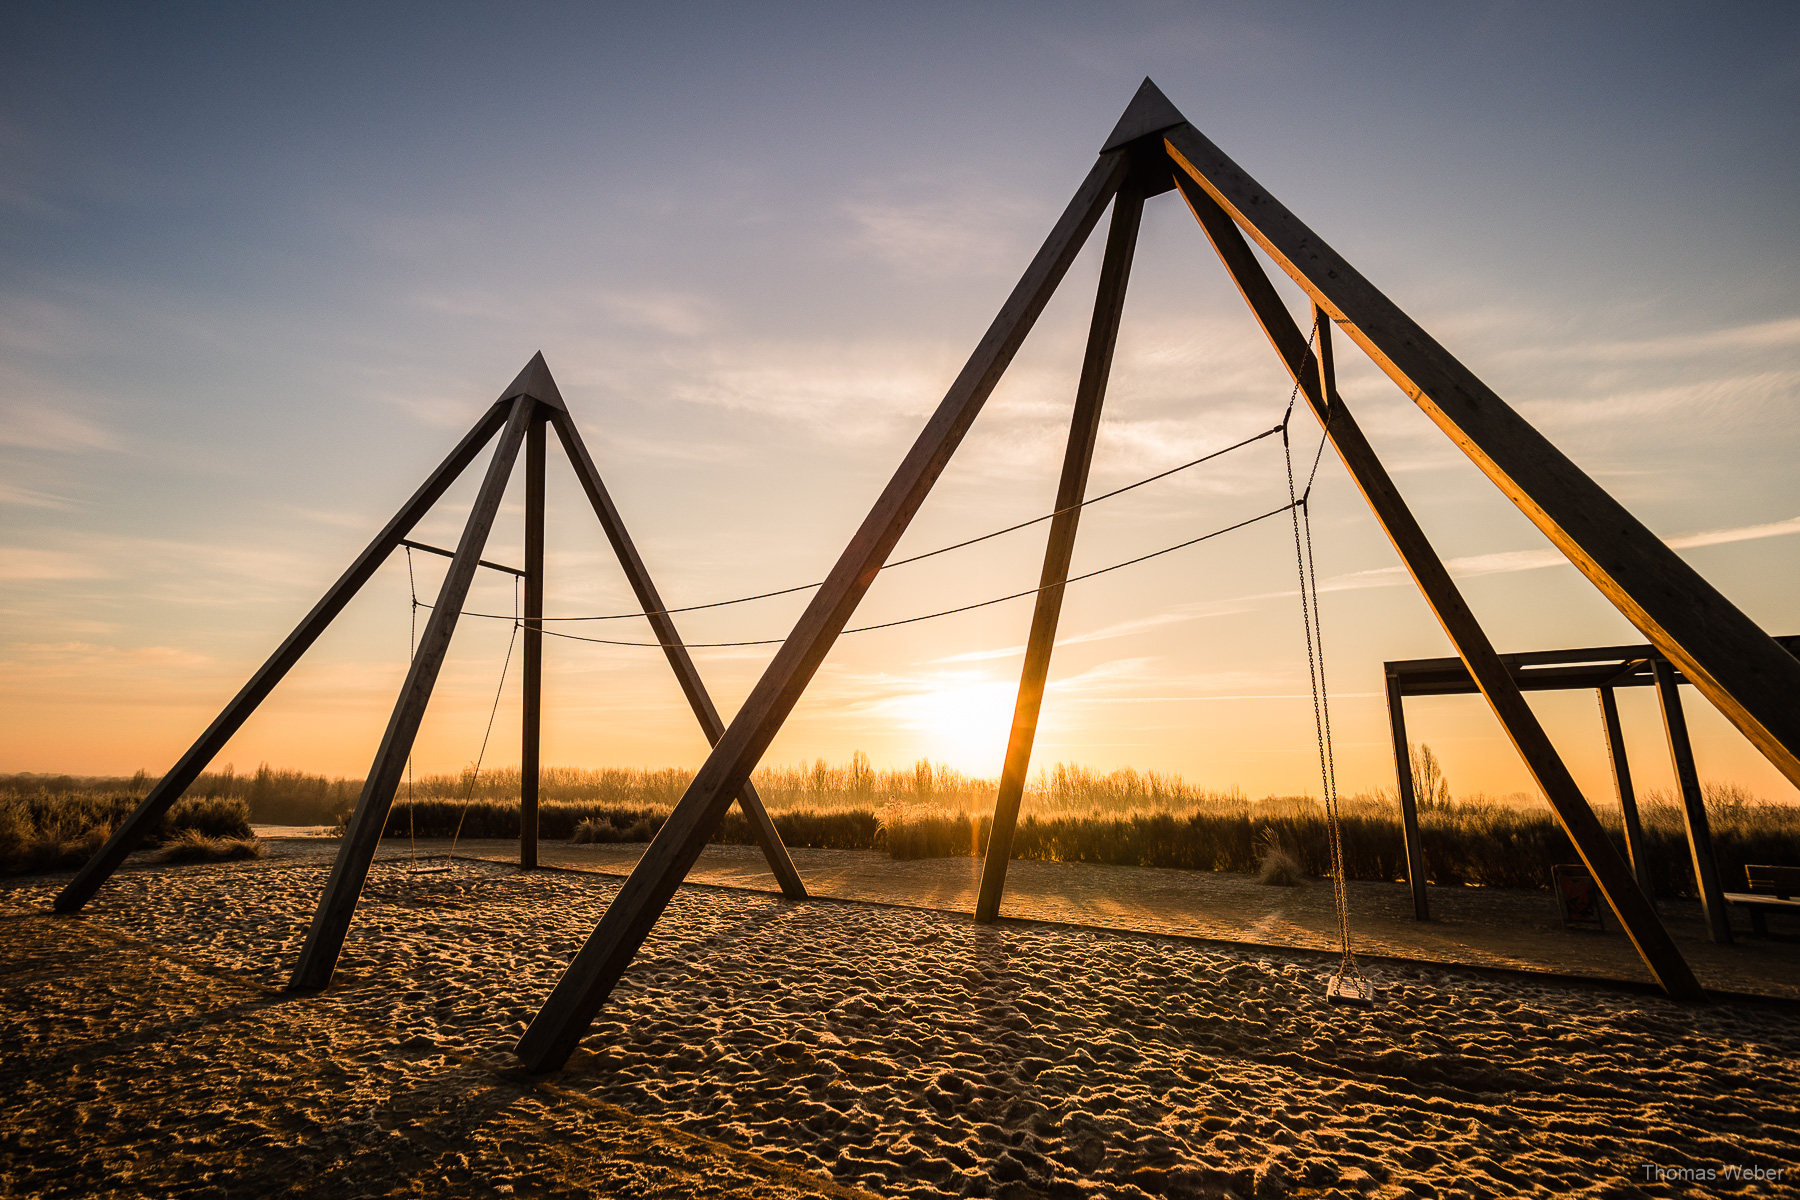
[0,793,253,875]
[158,830,267,863]
[1257,835,1307,886]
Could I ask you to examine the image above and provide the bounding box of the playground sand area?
[4,854,1800,1199]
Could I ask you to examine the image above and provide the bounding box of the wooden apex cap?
[1100,77,1188,153]
[498,351,567,411]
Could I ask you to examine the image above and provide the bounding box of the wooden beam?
[548,411,805,901]
[1162,120,1800,791]
[1384,670,1430,920]
[1176,173,1701,999]
[976,185,1144,922]
[1598,686,1653,898]
[290,393,536,990]
[53,399,513,915]
[515,150,1130,1072]
[1654,658,1732,944]
[522,409,546,870]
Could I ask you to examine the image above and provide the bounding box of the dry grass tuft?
[1257,841,1307,887]
[157,830,266,863]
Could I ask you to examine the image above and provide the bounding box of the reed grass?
[0,792,254,875]
[157,830,267,863]
[11,760,1797,897]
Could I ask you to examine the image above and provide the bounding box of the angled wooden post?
[1154,83,1800,790]
[976,184,1145,922]
[522,408,546,869]
[1654,659,1731,943]
[290,386,537,991]
[1384,670,1430,920]
[1598,685,1653,898]
[548,410,805,900]
[53,398,513,915]
[515,145,1131,1072]
[1177,172,1700,998]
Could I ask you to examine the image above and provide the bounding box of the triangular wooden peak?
[55,350,809,996]
[517,75,1800,1068]
[498,350,568,411]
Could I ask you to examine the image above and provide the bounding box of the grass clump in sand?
[1257,836,1307,887]
[156,829,267,863]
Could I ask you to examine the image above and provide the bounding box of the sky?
[3,1,1797,806]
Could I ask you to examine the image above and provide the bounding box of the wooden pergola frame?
[55,353,810,990]
[1385,636,1799,940]
[514,79,1800,1069]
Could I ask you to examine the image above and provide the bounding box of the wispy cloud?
[1525,315,1800,365]
[0,548,105,581]
[0,482,73,509]
[843,192,1037,280]
[1323,513,1800,590]
[0,401,119,452]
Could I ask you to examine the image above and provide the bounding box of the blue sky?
[3,2,1797,803]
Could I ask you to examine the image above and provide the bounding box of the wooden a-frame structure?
[54,353,809,990]
[515,79,1800,1070]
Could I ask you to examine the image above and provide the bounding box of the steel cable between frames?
[434,420,1287,626]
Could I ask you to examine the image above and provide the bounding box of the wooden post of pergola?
[1598,684,1653,897]
[1654,657,1732,943]
[1384,668,1431,920]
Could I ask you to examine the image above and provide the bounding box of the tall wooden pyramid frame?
[55,352,811,987]
[513,79,1800,1070]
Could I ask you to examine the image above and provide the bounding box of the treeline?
[9,760,1797,898]
[372,785,1798,899]
[0,756,1248,826]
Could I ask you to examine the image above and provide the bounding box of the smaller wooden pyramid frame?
[512,79,1800,1071]
[55,353,809,989]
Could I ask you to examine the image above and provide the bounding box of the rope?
[1281,320,1369,1001]
[446,575,522,861]
[533,502,1299,650]
[435,422,1286,626]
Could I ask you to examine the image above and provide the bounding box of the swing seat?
[1326,975,1377,1007]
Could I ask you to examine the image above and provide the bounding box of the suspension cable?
[428,420,1287,626]
[535,501,1298,650]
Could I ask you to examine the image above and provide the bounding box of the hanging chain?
[1283,318,1369,998]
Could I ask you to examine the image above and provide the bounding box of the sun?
[880,677,1020,775]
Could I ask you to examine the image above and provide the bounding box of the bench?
[1723,865,1800,937]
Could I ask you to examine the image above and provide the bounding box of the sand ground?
[3,844,1799,1198]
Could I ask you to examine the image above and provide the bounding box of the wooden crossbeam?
[976,184,1145,923]
[1158,98,1800,791]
